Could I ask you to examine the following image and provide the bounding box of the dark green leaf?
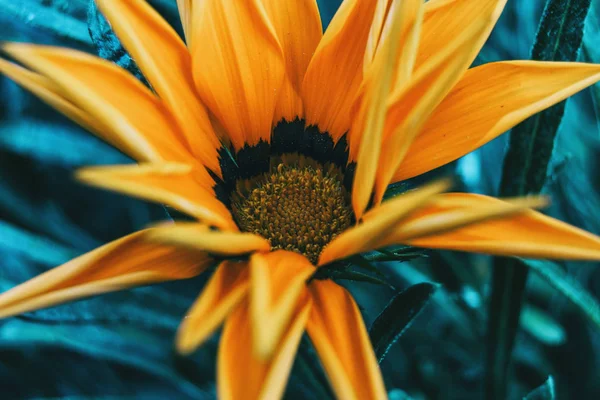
[521,258,600,329]
[500,0,592,197]
[487,1,593,398]
[87,0,147,84]
[486,260,529,399]
[286,337,335,400]
[0,220,79,267]
[362,246,426,263]
[520,304,566,346]
[333,270,395,289]
[382,181,415,200]
[524,376,556,400]
[0,120,126,167]
[347,255,388,279]
[87,0,184,85]
[369,283,438,363]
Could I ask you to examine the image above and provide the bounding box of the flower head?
[2,0,600,398]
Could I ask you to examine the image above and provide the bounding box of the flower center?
[231,160,353,264]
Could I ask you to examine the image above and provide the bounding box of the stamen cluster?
[232,163,353,263]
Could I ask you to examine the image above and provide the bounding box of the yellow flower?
[2,0,600,398]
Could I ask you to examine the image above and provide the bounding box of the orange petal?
[3,43,191,163]
[95,0,222,175]
[250,251,314,359]
[302,0,378,141]
[0,230,211,319]
[373,0,424,88]
[190,0,285,149]
[363,0,392,70]
[392,61,600,182]
[306,280,386,400]
[218,297,311,400]
[373,13,490,204]
[147,223,270,256]
[319,179,451,266]
[0,59,107,137]
[382,194,600,260]
[351,0,424,219]
[260,0,323,122]
[378,193,548,246]
[176,260,250,355]
[76,163,236,231]
[417,0,507,70]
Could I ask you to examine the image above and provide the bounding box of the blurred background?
[0,0,599,398]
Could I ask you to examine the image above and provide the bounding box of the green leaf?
[389,389,415,400]
[382,181,415,200]
[333,270,395,289]
[0,120,126,167]
[487,1,593,398]
[521,258,600,329]
[0,0,91,45]
[524,376,557,400]
[347,255,388,279]
[520,304,566,346]
[486,260,529,400]
[500,0,592,197]
[87,0,184,85]
[363,247,426,263]
[369,283,438,363]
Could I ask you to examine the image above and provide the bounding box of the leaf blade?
[487,1,593,398]
[368,282,438,363]
[521,258,600,329]
[524,376,557,400]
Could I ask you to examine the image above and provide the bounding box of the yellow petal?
[363,0,392,71]
[400,196,600,260]
[393,194,600,260]
[176,260,249,355]
[306,280,386,400]
[218,298,311,400]
[190,0,285,149]
[76,163,237,231]
[260,0,323,122]
[147,223,270,256]
[417,0,506,70]
[378,193,549,246]
[374,0,424,87]
[301,0,378,141]
[319,179,451,266]
[351,0,424,219]
[0,59,107,136]
[373,14,490,204]
[0,230,210,319]
[176,0,193,43]
[95,0,223,175]
[3,43,191,163]
[392,61,600,182]
[250,251,314,359]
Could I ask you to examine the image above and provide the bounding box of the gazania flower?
[2,0,600,398]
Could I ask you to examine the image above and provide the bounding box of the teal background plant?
[1,0,600,398]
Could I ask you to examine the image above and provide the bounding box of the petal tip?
[175,334,197,356]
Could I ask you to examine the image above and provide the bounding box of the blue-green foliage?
[487,2,593,399]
